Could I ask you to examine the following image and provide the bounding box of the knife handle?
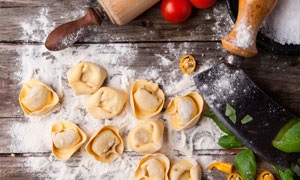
[45,7,103,51]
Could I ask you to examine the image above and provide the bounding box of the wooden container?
[221,0,277,57]
[99,0,160,25]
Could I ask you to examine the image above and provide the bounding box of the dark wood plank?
[241,53,300,116]
[0,0,232,43]
[0,154,277,180]
[0,0,298,179]
[0,0,96,7]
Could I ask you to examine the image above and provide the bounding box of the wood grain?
[0,1,232,43]
[0,0,299,178]
[0,0,96,7]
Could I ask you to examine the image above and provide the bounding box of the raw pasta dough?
[130,80,165,119]
[19,79,59,116]
[51,120,87,161]
[169,159,201,180]
[128,120,164,154]
[135,153,170,180]
[166,92,203,130]
[85,125,124,163]
[67,61,107,95]
[86,87,128,119]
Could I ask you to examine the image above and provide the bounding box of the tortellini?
[128,120,164,154]
[51,120,87,161]
[166,92,204,130]
[130,80,165,120]
[135,153,170,180]
[169,159,202,180]
[86,87,128,119]
[67,61,107,95]
[19,79,59,116]
[85,125,124,163]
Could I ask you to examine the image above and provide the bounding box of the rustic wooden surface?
[0,0,299,179]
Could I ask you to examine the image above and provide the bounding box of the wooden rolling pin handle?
[45,7,103,51]
[222,0,277,58]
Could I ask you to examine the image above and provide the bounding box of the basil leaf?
[241,115,253,124]
[275,168,294,180]
[204,111,232,135]
[218,135,244,149]
[292,163,300,178]
[234,149,257,180]
[225,103,236,124]
[273,118,300,153]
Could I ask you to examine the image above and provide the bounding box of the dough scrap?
[128,120,164,154]
[19,79,59,116]
[51,120,87,161]
[67,61,107,95]
[86,87,128,119]
[166,92,204,130]
[130,80,165,119]
[169,159,202,180]
[135,153,170,180]
[85,125,124,163]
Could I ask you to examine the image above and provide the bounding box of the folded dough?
[67,61,107,95]
[128,120,164,154]
[19,79,59,116]
[166,92,204,130]
[86,87,128,119]
[130,80,165,119]
[169,159,202,180]
[135,153,170,180]
[51,120,87,161]
[85,125,124,163]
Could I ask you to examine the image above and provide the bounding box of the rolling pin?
[45,0,159,51]
[221,0,278,58]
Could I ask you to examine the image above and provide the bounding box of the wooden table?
[0,0,299,179]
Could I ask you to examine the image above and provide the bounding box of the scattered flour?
[226,55,235,65]
[20,8,54,42]
[59,27,85,50]
[197,63,251,111]
[12,12,227,178]
[234,23,254,48]
[20,7,85,42]
[155,54,172,66]
[262,0,300,45]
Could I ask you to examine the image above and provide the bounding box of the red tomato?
[161,0,192,24]
[189,0,217,9]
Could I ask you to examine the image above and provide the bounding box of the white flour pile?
[10,7,228,180]
[262,0,300,45]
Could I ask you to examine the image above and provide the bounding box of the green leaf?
[218,135,244,149]
[225,103,236,124]
[275,168,294,180]
[292,163,300,178]
[204,111,232,135]
[234,149,257,180]
[241,115,253,124]
[273,118,300,153]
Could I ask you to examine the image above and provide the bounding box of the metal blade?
[193,62,299,169]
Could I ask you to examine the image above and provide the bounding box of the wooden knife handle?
[45,7,103,51]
